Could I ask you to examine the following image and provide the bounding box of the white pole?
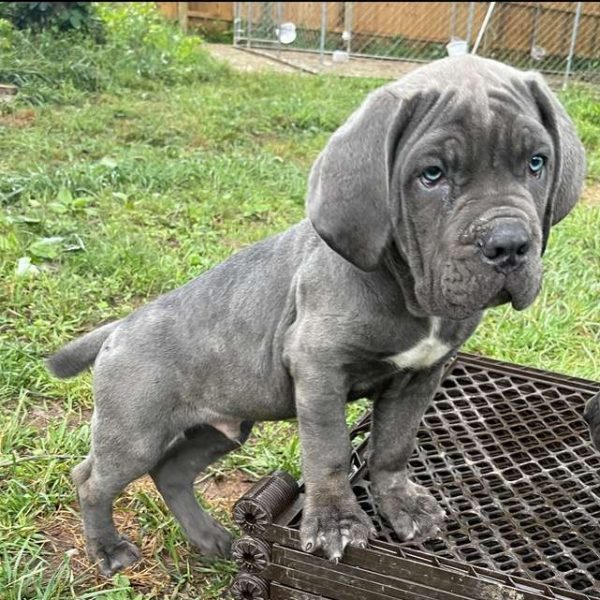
[563,2,583,90]
[319,2,327,69]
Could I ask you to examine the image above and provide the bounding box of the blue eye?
[528,155,545,175]
[421,166,444,185]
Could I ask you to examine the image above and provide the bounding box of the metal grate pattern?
[232,354,600,599]
[348,356,600,596]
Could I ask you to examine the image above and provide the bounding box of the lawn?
[1,17,599,600]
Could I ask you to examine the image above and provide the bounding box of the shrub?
[0,2,101,35]
[0,18,14,50]
[0,2,229,105]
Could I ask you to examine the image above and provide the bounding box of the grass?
[1,24,600,600]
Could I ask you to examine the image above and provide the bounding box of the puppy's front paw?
[375,478,446,542]
[300,495,376,561]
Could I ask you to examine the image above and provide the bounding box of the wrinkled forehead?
[389,57,546,131]
[432,75,542,129]
[392,55,539,111]
[400,76,552,164]
[464,75,542,126]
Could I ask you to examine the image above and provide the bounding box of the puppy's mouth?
[455,278,536,315]
[431,257,542,319]
[495,269,542,311]
[485,288,511,308]
[487,286,529,311]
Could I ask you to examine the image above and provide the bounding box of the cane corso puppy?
[47,55,585,576]
[584,392,600,449]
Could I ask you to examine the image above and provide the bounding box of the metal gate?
[233,2,599,87]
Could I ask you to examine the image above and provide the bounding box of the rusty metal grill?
[232,354,600,599]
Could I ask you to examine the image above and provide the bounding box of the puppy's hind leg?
[73,417,168,577]
[150,422,253,558]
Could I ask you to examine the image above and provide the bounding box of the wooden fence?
[157,2,600,60]
[158,2,233,31]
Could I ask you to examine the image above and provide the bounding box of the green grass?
[1,28,600,599]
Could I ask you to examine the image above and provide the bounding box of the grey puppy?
[584,392,600,449]
[47,55,585,577]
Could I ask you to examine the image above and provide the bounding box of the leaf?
[71,197,89,210]
[56,187,72,204]
[64,234,85,252]
[48,202,68,214]
[1,187,24,204]
[100,156,118,169]
[6,214,41,224]
[15,256,40,277]
[69,12,82,29]
[28,236,64,260]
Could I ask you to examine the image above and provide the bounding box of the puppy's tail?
[46,320,122,379]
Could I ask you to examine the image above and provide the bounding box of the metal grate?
[232,354,600,599]
[351,355,600,595]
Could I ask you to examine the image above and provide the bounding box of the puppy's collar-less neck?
[382,243,429,319]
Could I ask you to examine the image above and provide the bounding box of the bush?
[0,2,101,34]
[0,18,14,50]
[96,2,227,88]
[0,2,229,105]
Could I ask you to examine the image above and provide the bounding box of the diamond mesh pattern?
[344,357,600,596]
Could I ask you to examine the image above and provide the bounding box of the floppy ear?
[306,89,416,271]
[528,76,586,248]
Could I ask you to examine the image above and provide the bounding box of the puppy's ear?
[528,76,586,248]
[306,89,416,271]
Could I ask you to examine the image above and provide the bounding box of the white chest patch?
[389,318,450,370]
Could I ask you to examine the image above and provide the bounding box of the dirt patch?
[581,182,600,206]
[40,500,170,592]
[27,402,68,430]
[39,476,178,592]
[206,43,420,79]
[26,398,92,431]
[0,108,36,128]
[37,470,254,593]
[197,469,256,516]
[207,43,298,74]
[42,510,90,576]
[251,48,420,79]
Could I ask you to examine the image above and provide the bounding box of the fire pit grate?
[231,353,600,600]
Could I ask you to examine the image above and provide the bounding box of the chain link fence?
[233,2,600,87]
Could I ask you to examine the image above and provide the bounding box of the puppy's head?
[307,56,585,319]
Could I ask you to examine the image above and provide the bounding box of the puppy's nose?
[480,219,531,273]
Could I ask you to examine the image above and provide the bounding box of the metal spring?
[233,470,299,535]
[232,536,272,574]
[230,573,270,600]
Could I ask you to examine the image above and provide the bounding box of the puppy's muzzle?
[479,218,531,274]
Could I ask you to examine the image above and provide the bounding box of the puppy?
[47,55,585,576]
[584,392,600,449]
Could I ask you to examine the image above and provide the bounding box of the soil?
[37,469,255,592]
[206,43,420,79]
[580,181,600,206]
[0,108,36,127]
